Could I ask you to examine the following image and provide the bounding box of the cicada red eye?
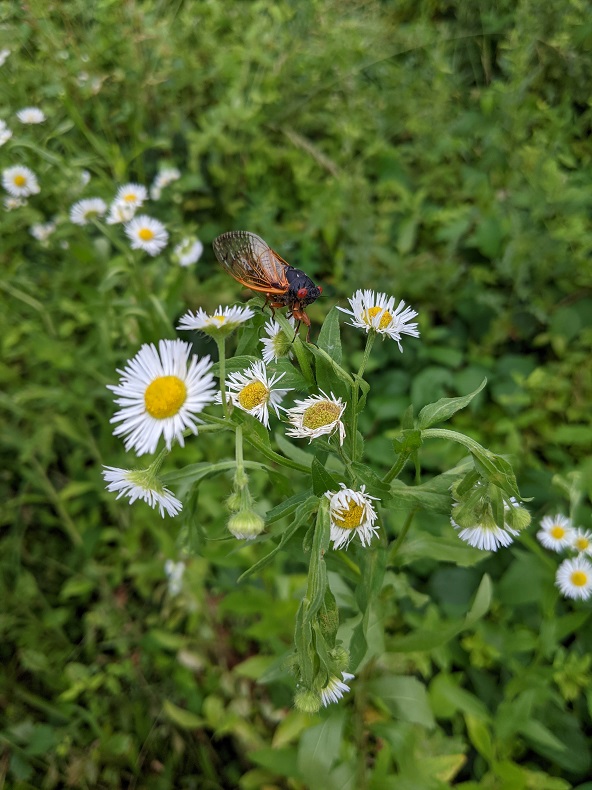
[296,287,309,299]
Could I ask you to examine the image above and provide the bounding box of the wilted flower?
[325,484,380,549]
[285,390,346,445]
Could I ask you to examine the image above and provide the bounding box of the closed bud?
[225,491,242,512]
[227,508,265,541]
[505,504,531,532]
[294,686,321,714]
[329,646,350,673]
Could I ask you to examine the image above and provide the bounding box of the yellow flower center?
[139,227,155,241]
[238,381,269,410]
[363,306,392,330]
[123,193,137,202]
[144,375,187,419]
[334,498,365,530]
[550,525,566,539]
[213,315,226,323]
[302,401,341,429]
[575,537,589,551]
[571,570,588,588]
[14,175,26,187]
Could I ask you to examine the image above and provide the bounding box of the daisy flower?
[164,560,185,595]
[285,390,346,445]
[177,304,254,337]
[2,165,40,197]
[0,120,12,146]
[114,182,147,209]
[70,197,107,225]
[320,672,355,707]
[80,170,91,186]
[125,214,169,256]
[102,465,182,517]
[571,529,592,557]
[537,514,575,552]
[4,196,27,210]
[451,497,521,552]
[30,221,56,243]
[16,107,46,124]
[556,556,592,601]
[325,484,380,550]
[216,360,291,428]
[106,201,136,225]
[260,317,295,363]
[0,48,10,67]
[150,166,181,199]
[173,237,204,267]
[338,289,420,351]
[107,339,216,456]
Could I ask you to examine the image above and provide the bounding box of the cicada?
[212,231,322,341]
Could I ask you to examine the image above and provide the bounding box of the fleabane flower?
[217,360,291,428]
[16,106,46,124]
[260,317,295,363]
[102,465,182,517]
[4,196,27,210]
[451,498,521,552]
[106,201,136,225]
[70,197,107,225]
[320,672,355,707]
[2,165,40,197]
[338,289,420,351]
[164,560,185,595]
[556,556,592,601]
[571,529,592,557]
[325,484,380,550]
[173,237,204,267]
[0,120,12,146]
[108,339,216,456]
[537,514,575,552]
[150,166,181,199]
[0,48,10,67]
[285,390,346,445]
[30,221,56,243]
[115,182,147,209]
[177,304,254,337]
[125,214,168,256]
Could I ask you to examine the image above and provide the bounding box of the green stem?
[216,336,228,418]
[350,332,375,462]
[234,424,248,488]
[421,428,487,456]
[382,450,411,484]
[389,507,417,560]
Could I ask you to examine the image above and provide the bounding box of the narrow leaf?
[418,378,487,429]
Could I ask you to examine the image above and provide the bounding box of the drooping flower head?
[108,339,216,456]
[217,360,291,428]
[451,496,524,552]
[2,165,40,197]
[177,305,254,338]
[260,317,295,364]
[320,672,355,707]
[16,107,46,124]
[556,556,592,601]
[70,197,107,225]
[537,514,575,552]
[285,390,346,445]
[173,238,204,267]
[102,465,182,517]
[325,484,380,550]
[125,214,169,256]
[338,289,420,351]
[106,201,136,225]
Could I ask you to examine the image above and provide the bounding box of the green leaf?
[464,574,492,626]
[251,748,302,781]
[297,712,345,787]
[265,489,314,524]
[390,478,453,514]
[316,306,342,366]
[471,450,520,499]
[311,456,340,497]
[367,676,435,729]
[392,429,422,454]
[392,532,485,567]
[465,714,494,762]
[162,700,204,730]
[417,378,487,429]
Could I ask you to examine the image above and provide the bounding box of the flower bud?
[329,646,350,673]
[227,508,265,540]
[294,686,321,714]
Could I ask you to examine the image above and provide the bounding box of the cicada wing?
[213,231,290,294]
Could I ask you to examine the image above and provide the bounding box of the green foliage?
[1,0,592,787]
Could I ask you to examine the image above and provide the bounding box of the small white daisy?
[177,304,254,336]
[106,201,136,225]
[216,360,291,428]
[125,214,169,256]
[0,48,10,67]
[2,165,40,197]
[260,317,295,364]
[70,197,107,225]
[4,196,27,210]
[164,559,185,595]
[16,107,46,124]
[338,289,420,351]
[451,498,521,552]
[80,170,91,186]
[537,514,575,552]
[571,529,592,557]
[115,182,147,209]
[150,167,181,199]
[0,120,12,146]
[556,556,592,601]
[285,390,346,445]
[108,339,216,456]
[30,221,56,242]
[320,672,355,707]
[173,237,204,267]
[325,484,380,550]
[102,465,182,517]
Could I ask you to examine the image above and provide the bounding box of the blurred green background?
[1,0,592,787]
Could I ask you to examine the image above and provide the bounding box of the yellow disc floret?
[139,227,155,241]
[363,306,392,330]
[551,525,567,539]
[238,381,269,410]
[571,570,588,588]
[14,175,26,187]
[302,401,341,429]
[144,375,187,418]
[333,499,365,530]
